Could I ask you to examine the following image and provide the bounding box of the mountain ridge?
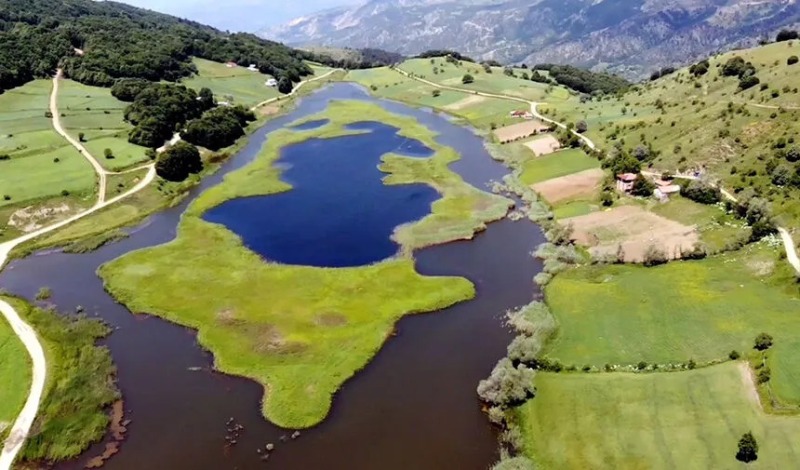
[264,0,800,78]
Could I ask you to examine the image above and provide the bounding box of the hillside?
[0,0,312,93]
[264,0,800,78]
[539,37,800,225]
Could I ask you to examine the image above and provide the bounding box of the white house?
[247,64,258,72]
[265,78,278,88]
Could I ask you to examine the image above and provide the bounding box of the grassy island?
[99,100,509,428]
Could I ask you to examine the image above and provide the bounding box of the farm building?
[265,78,278,87]
[616,173,637,193]
[225,61,237,68]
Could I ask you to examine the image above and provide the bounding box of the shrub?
[431,89,441,97]
[777,29,799,42]
[462,74,475,84]
[0,154,9,160]
[788,55,799,66]
[507,335,544,364]
[491,456,536,470]
[575,120,588,133]
[643,244,668,267]
[729,350,741,360]
[630,174,655,197]
[155,141,202,182]
[688,358,697,370]
[757,367,771,384]
[78,132,85,142]
[476,359,536,406]
[738,75,760,91]
[754,333,773,351]
[681,180,721,204]
[35,287,52,300]
[103,148,114,159]
[736,432,758,463]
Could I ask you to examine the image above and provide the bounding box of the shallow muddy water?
[204,121,438,267]
[0,84,544,469]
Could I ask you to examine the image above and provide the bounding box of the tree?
[630,174,655,197]
[754,333,773,351]
[198,87,215,110]
[103,148,114,159]
[681,180,721,205]
[736,432,758,463]
[575,120,588,133]
[462,74,475,84]
[476,358,536,406]
[278,77,293,94]
[155,141,202,182]
[432,89,441,98]
[789,56,799,66]
[777,29,799,42]
[78,132,85,142]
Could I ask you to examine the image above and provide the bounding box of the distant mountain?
[263,0,800,78]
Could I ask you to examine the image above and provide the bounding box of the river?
[0,84,544,469]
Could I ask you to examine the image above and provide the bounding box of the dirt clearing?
[524,134,561,156]
[532,168,604,204]
[563,205,699,262]
[443,95,487,111]
[494,120,550,143]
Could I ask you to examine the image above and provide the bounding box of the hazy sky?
[114,0,360,32]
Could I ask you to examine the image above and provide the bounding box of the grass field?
[183,58,281,108]
[0,80,96,208]
[518,362,800,469]
[2,297,119,463]
[99,100,509,428]
[519,149,600,185]
[347,67,524,129]
[544,243,800,402]
[538,40,800,226]
[58,79,148,171]
[0,308,31,438]
[651,195,749,252]
[400,58,571,103]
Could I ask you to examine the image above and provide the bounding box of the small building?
[616,173,638,193]
[247,64,258,72]
[510,110,527,118]
[265,78,278,88]
[225,61,237,68]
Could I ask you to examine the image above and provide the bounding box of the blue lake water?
[291,118,329,130]
[203,121,440,267]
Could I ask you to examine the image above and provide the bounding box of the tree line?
[532,64,630,94]
[0,0,312,93]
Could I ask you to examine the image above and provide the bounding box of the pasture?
[0,80,96,210]
[183,58,280,108]
[0,310,31,437]
[519,148,600,185]
[544,243,800,403]
[58,79,148,170]
[519,362,800,469]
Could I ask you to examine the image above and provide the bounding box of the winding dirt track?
[0,67,341,468]
[0,73,156,470]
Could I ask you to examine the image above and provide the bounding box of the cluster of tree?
[416,50,474,63]
[730,191,778,241]
[476,358,536,407]
[304,48,404,70]
[182,105,256,151]
[680,180,721,205]
[721,56,759,90]
[688,59,710,77]
[529,70,553,85]
[532,64,630,94]
[767,146,800,187]
[649,66,676,81]
[736,432,758,463]
[0,0,312,92]
[776,29,799,42]
[155,141,202,182]
[124,83,212,148]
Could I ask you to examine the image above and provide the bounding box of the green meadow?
[519,148,600,185]
[100,100,508,428]
[58,79,148,171]
[544,244,800,402]
[519,362,800,469]
[0,80,95,208]
[0,308,31,437]
[183,58,280,108]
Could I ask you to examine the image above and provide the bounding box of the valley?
[1,0,800,469]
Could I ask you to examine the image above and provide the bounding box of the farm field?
[519,148,600,185]
[58,79,148,171]
[347,67,524,129]
[651,195,750,253]
[399,58,571,103]
[0,80,96,211]
[518,362,800,469]
[544,243,800,402]
[183,58,280,108]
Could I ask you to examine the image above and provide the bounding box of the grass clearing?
[519,148,600,185]
[651,195,750,253]
[518,362,800,469]
[58,79,148,171]
[183,58,280,108]
[0,80,96,207]
[99,100,507,428]
[544,243,800,402]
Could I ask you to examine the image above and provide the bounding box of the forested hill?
[0,0,312,93]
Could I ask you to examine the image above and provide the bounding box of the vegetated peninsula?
[99,100,510,429]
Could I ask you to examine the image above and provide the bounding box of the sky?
[113,0,360,32]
